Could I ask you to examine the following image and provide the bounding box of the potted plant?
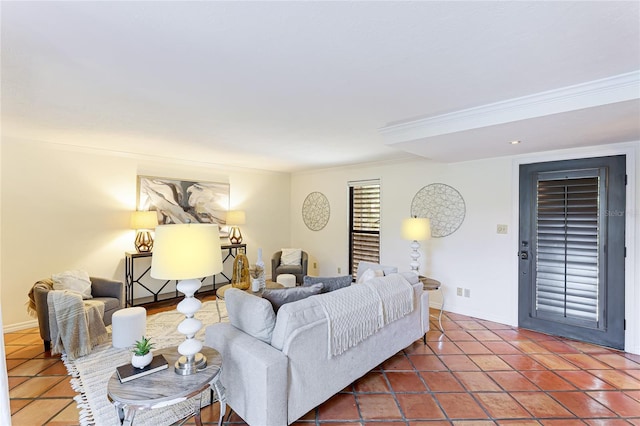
[131,336,154,369]
[249,264,264,292]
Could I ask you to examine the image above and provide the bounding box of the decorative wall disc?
[411,183,466,238]
[302,191,330,231]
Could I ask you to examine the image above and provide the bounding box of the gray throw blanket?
[47,290,108,360]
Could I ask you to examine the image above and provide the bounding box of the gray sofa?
[205,267,429,426]
[32,277,124,351]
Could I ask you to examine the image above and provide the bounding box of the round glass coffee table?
[107,346,225,426]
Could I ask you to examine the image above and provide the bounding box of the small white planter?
[131,352,153,369]
[251,278,261,292]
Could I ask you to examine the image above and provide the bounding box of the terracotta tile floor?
[6,306,640,425]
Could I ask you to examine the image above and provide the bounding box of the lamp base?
[409,240,421,273]
[174,352,207,375]
[229,226,243,244]
[135,231,154,252]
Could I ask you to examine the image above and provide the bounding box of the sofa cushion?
[357,268,384,284]
[400,271,420,285]
[356,261,397,282]
[280,248,302,266]
[262,283,324,312]
[225,288,276,344]
[52,270,93,299]
[302,275,352,293]
[270,294,327,351]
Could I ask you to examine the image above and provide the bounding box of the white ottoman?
[112,307,147,349]
[276,273,296,288]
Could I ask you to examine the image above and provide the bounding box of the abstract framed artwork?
[137,176,230,237]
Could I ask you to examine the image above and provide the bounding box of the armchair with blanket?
[28,275,124,353]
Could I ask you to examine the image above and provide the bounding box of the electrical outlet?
[497,224,508,234]
[338,267,341,274]
[457,287,463,297]
[464,288,471,298]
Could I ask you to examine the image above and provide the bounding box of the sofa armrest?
[205,323,288,426]
[90,277,124,308]
[301,252,309,276]
[421,289,430,335]
[271,251,282,282]
[33,286,52,341]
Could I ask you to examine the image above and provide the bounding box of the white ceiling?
[2,1,639,172]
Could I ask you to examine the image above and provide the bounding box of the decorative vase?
[231,254,250,290]
[131,352,153,369]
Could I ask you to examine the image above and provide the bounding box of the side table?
[419,276,445,336]
[107,346,226,426]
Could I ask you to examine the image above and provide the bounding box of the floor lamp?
[401,217,431,274]
[151,223,222,375]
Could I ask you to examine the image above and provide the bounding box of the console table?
[124,244,246,307]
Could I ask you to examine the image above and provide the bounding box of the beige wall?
[291,142,640,354]
[0,139,11,424]
[0,139,292,329]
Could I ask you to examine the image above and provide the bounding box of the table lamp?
[401,217,431,273]
[151,223,222,375]
[130,211,159,252]
[226,210,246,244]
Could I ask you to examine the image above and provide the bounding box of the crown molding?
[380,71,640,144]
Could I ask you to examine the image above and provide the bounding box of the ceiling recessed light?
[509,140,522,145]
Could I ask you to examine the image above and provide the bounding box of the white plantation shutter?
[349,180,380,280]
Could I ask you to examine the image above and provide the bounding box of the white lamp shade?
[226,210,246,225]
[151,224,223,279]
[130,211,158,230]
[402,217,431,241]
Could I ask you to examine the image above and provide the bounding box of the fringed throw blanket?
[47,290,108,360]
[364,274,415,324]
[315,274,414,358]
[316,284,382,358]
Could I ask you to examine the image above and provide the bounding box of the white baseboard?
[3,319,38,333]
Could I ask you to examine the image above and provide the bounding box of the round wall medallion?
[302,192,330,231]
[410,183,466,238]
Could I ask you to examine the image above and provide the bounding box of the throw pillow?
[356,268,384,284]
[52,270,93,299]
[356,261,397,281]
[225,288,276,344]
[262,283,323,312]
[280,248,302,266]
[303,275,352,293]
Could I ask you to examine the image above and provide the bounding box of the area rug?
[63,300,228,426]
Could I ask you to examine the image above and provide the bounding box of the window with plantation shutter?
[349,181,380,280]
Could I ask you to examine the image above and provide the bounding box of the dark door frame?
[513,151,635,353]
